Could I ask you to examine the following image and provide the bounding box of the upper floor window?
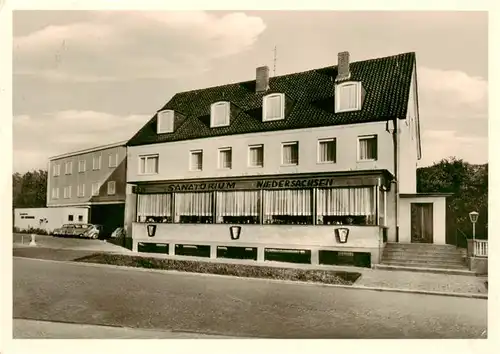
[263,93,285,121]
[248,144,264,167]
[335,82,362,113]
[91,182,100,196]
[63,186,71,199]
[107,181,116,195]
[93,155,101,170]
[64,161,73,175]
[78,160,86,173]
[358,135,378,161]
[51,188,59,199]
[108,153,118,168]
[282,142,299,166]
[318,138,337,163]
[157,109,175,134]
[139,154,159,175]
[53,164,61,177]
[218,147,232,169]
[77,184,85,197]
[210,102,230,128]
[190,150,203,171]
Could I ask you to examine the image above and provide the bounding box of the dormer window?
[263,93,285,121]
[210,101,230,128]
[335,82,363,113]
[157,110,174,134]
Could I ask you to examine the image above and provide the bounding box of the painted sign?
[137,175,377,194]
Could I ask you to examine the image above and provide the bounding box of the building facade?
[123,51,446,267]
[47,141,127,235]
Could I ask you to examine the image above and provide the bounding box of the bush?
[14,227,49,235]
[75,253,362,285]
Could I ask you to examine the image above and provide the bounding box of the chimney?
[256,66,270,92]
[336,51,351,82]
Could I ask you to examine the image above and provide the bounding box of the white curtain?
[265,95,282,119]
[216,191,259,217]
[263,190,311,216]
[319,140,336,162]
[317,187,375,216]
[175,192,213,217]
[220,150,232,169]
[137,194,172,219]
[191,152,202,170]
[146,156,159,174]
[359,137,377,160]
[212,103,229,126]
[339,84,358,110]
[283,144,298,165]
[249,146,263,167]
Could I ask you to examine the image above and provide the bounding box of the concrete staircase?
[380,243,468,270]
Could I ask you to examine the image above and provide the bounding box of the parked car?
[69,224,93,237]
[82,224,103,239]
[110,227,126,239]
[53,224,76,237]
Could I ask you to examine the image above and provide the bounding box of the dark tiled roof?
[127,52,416,147]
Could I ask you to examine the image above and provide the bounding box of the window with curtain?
[318,138,336,163]
[139,155,159,174]
[358,135,378,161]
[248,145,264,167]
[219,148,232,169]
[157,109,175,134]
[335,82,361,112]
[137,194,172,223]
[175,192,213,224]
[78,160,86,172]
[263,93,284,121]
[282,142,299,165]
[216,191,260,224]
[263,189,312,224]
[211,102,230,127]
[316,187,376,225]
[93,155,101,170]
[190,150,203,171]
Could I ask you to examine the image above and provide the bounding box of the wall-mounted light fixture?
[147,224,157,237]
[335,227,349,243]
[230,226,241,240]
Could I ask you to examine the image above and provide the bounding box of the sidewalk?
[112,250,488,297]
[13,237,488,298]
[13,319,242,339]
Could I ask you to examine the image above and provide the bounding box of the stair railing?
[455,227,469,249]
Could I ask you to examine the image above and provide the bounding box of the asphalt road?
[13,257,487,339]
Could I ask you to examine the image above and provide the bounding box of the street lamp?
[469,211,479,242]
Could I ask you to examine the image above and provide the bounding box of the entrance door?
[410,203,433,243]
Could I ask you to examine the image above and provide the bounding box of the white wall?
[398,66,419,194]
[399,197,447,245]
[14,207,89,233]
[128,122,395,182]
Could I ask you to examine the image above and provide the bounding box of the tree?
[417,158,488,243]
[12,170,48,208]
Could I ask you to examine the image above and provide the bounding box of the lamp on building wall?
[335,227,349,243]
[147,224,157,237]
[469,211,479,242]
[230,226,242,240]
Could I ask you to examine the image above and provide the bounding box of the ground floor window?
[316,187,376,225]
[134,184,380,226]
[137,193,172,223]
[216,191,260,224]
[175,192,213,224]
[263,189,312,224]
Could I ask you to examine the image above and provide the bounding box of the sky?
[12,10,488,173]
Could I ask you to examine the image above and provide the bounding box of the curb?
[15,256,488,300]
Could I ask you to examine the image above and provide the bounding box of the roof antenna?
[273,45,277,77]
